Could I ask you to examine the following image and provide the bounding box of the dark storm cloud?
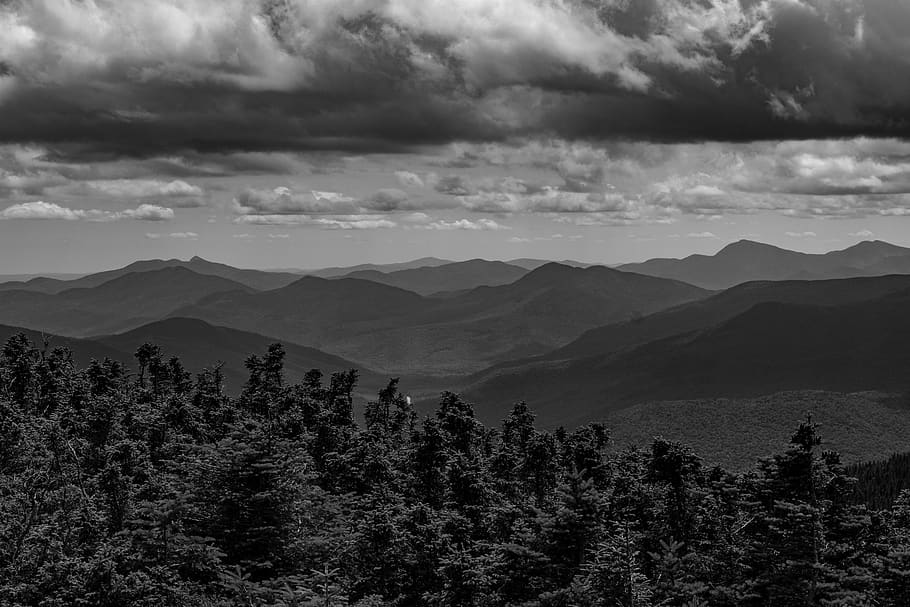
[2,0,910,159]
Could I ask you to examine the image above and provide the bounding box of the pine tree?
[578,519,654,607]
[539,469,602,585]
[879,490,910,605]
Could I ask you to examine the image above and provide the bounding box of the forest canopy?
[2,333,909,606]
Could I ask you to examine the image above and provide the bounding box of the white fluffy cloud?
[233,187,358,215]
[394,171,425,188]
[0,201,88,220]
[430,138,910,223]
[146,231,199,239]
[0,0,736,97]
[416,218,510,231]
[119,204,175,221]
[0,0,307,91]
[233,214,396,230]
[78,179,206,207]
[849,229,875,238]
[0,201,175,221]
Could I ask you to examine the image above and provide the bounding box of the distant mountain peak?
[842,239,908,254]
[521,261,578,279]
[717,239,788,255]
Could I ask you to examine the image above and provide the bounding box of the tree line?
[2,333,910,606]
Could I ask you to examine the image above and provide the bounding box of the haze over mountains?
[0,268,256,336]
[2,239,910,445]
[0,256,302,293]
[174,262,707,374]
[336,259,529,296]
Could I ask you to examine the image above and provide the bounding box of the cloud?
[146,231,199,239]
[417,218,510,231]
[362,188,411,211]
[4,0,910,156]
[395,171,425,188]
[233,214,397,230]
[434,175,475,196]
[437,137,910,223]
[119,204,175,221]
[77,179,206,207]
[434,174,540,197]
[785,231,818,238]
[849,229,875,238]
[401,212,432,224]
[233,187,358,215]
[0,201,87,220]
[0,200,174,221]
[687,232,719,239]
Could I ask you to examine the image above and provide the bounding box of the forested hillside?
[3,333,910,606]
[849,452,910,511]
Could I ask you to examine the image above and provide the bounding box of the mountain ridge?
[0,256,302,293]
[463,284,910,426]
[619,239,910,289]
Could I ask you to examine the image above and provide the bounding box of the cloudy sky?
[2,0,910,273]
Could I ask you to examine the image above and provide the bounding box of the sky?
[2,0,910,273]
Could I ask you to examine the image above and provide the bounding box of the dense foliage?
[2,333,910,606]
[849,452,910,511]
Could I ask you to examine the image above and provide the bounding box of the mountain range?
[0,256,302,293]
[335,259,529,295]
[0,267,255,336]
[2,239,910,443]
[174,263,707,374]
[462,276,910,426]
[302,257,455,278]
[619,239,910,289]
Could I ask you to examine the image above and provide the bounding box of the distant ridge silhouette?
[619,239,910,289]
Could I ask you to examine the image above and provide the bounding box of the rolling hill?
[304,257,454,278]
[0,256,301,293]
[505,258,595,271]
[93,317,388,396]
[338,259,529,295]
[0,267,254,336]
[0,324,129,367]
[0,318,393,399]
[172,263,710,375]
[337,262,710,373]
[170,275,428,351]
[603,391,910,471]
[550,273,910,362]
[619,239,910,289]
[463,286,910,427]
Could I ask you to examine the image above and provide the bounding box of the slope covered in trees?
[0,267,255,336]
[3,333,910,606]
[465,284,910,425]
[849,452,910,511]
[175,263,708,374]
[602,391,910,470]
